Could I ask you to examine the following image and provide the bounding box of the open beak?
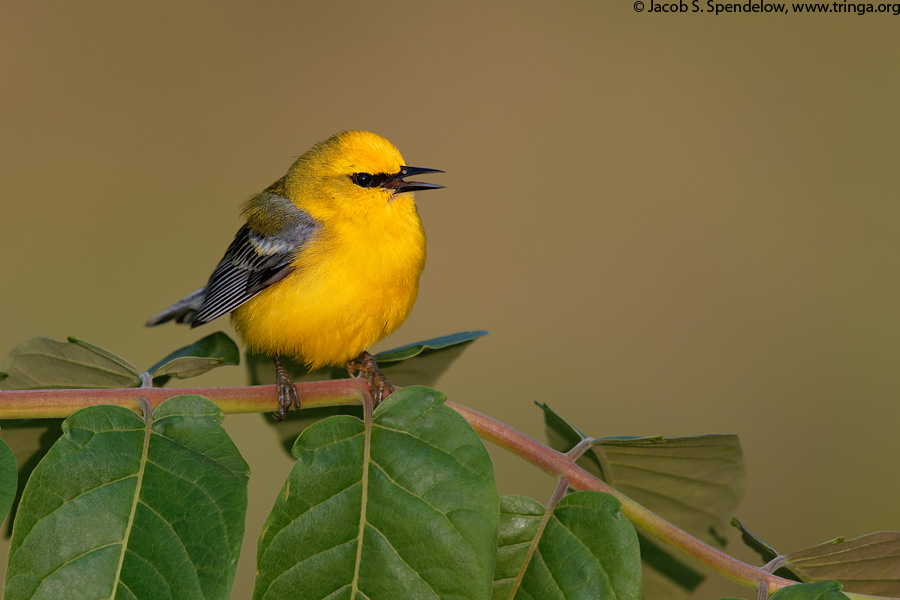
[382,166,445,194]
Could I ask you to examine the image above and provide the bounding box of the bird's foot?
[346,351,394,408]
[273,355,300,421]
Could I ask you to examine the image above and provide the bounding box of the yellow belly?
[231,206,425,368]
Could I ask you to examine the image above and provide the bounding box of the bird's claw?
[347,351,394,408]
[273,356,300,421]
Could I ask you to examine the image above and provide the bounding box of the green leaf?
[540,404,745,542]
[5,395,250,600]
[540,402,595,466]
[539,403,745,600]
[769,581,849,600]
[493,495,544,600]
[372,330,488,386]
[538,492,641,599]
[783,532,900,597]
[732,517,781,564]
[373,330,488,363]
[245,330,488,389]
[732,520,900,594]
[0,420,63,537]
[0,337,141,390]
[147,331,240,386]
[0,436,18,523]
[254,386,499,600]
[492,492,641,600]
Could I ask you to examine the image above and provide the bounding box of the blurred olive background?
[2,1,899,598]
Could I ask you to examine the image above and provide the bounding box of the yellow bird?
[145,130,443,419]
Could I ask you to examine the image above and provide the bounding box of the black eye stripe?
[349,172,393,188]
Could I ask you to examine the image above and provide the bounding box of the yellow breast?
[230,195,426,369]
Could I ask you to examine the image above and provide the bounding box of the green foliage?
[493,495,544,599]
[733,519,900,597]
[493,493,642,600]
[0,437,17,523]
[732,517,780,563]
[254,386,499,600]
[4,396,249,600]
[146,331,240,386]
[0,333,239,391]
[0,332,898,600]
[783,533,900,597]
[0,420,63,539]
[0,337,143,390]
[0,332,244,554]
[769,581,850,599]
[371,329,489,363]
[540,402,745,599]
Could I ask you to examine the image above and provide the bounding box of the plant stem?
[0,384,892,600]
[0,379,368,418]
[444,401,893,600]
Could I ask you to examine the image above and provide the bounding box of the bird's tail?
[144,287,207,327]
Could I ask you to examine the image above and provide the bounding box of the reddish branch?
[0,381,889,600]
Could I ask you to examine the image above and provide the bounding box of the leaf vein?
[148,433,247,478]
[28,541,120,596]
[369,461,477,557]
[110,405,152,599]
[365,522,441,599]
[534,547,567,599]
[261,539,357,597]
[136,498,203,589]
[605,461,739,490]
[373,424,483,480]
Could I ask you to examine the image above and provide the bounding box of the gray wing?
[144,287,206,326]
[190,193,319,327]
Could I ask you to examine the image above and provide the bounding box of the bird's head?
[285,130,443,219]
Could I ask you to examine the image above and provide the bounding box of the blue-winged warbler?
[146,130,443,418]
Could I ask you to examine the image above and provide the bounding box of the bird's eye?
[350,172,376,188]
